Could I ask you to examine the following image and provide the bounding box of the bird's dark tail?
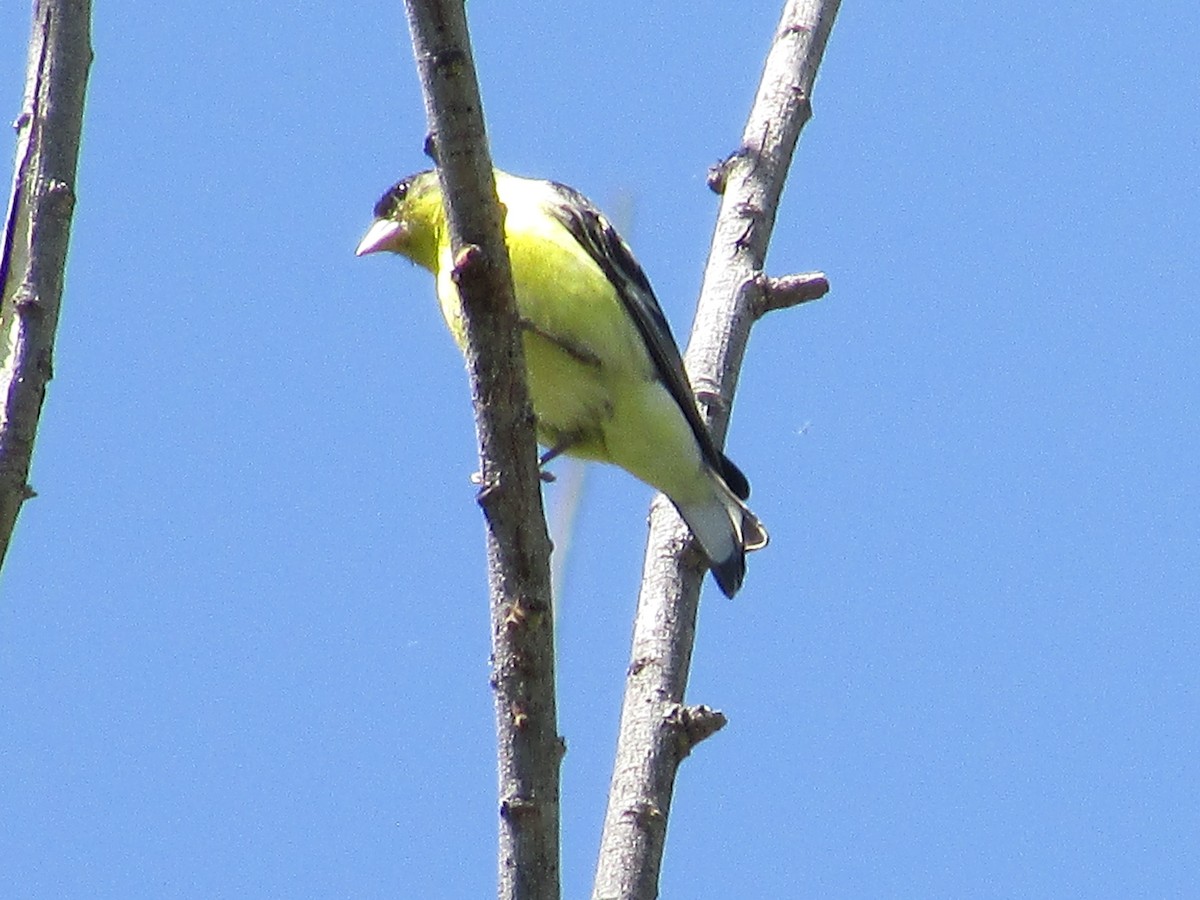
[674,467,768,598]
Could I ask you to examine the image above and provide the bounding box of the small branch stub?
[450,242,485,287]
[706,152,740,194]
[668,703,728,759]
[754,270,829,318]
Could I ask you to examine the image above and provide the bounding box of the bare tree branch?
[0,0,92,571]
[402,3,560,898]
[593,2,841,897]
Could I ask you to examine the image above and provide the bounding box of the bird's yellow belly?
[522,332,707,504]
[521,330,611,457]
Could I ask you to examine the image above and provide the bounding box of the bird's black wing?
[543,181,749,499]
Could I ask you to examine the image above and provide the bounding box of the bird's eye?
[373,179,410,219]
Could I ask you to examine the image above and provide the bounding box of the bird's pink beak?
[355,219,405,257]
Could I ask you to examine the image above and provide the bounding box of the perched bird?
[356,169,767,597]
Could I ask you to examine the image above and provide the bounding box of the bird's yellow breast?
[435,199,650,429]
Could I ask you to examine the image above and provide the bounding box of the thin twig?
[402,2,560,898]
[0,0,92,570]
[592,2,841,897]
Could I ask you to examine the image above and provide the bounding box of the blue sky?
[2,2,1197,897]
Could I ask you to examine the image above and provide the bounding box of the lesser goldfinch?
[356,170,767,597]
